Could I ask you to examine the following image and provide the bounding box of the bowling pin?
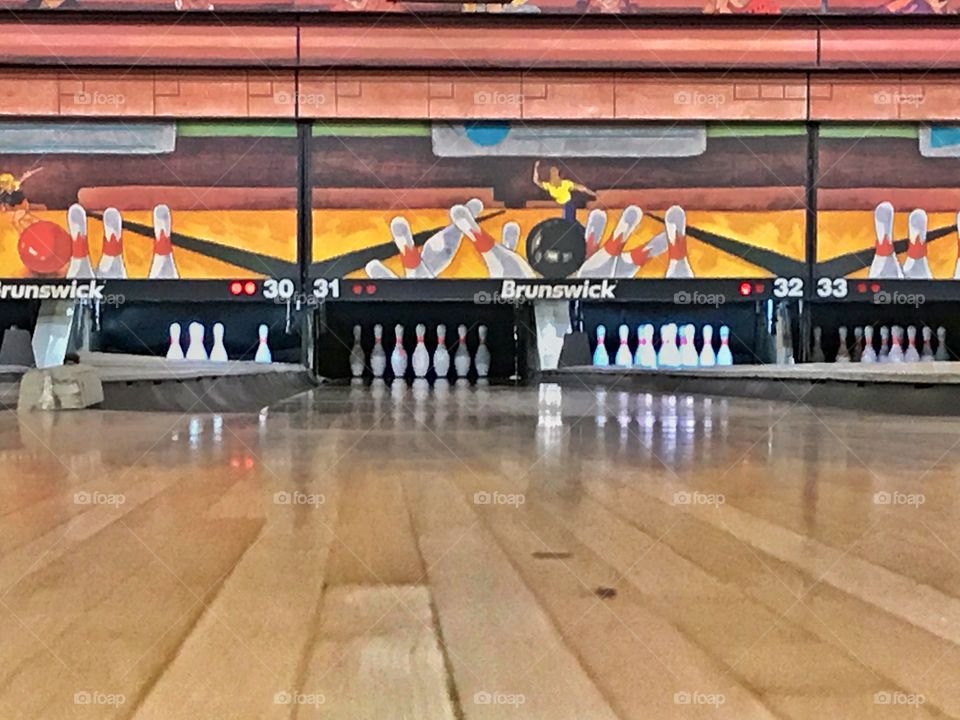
[66,203,95,279]
[365,260,399,279]
[640,324,657,369]
[657,324,678,368]
[349,325,365,378]
[836,326,850,363]
[501,222,521,253]
[593,325,610,367]
[878,326,891,363]
[904,326,920,362]
[577,206,642,279]
[811,326,825,363]
[861,326,877,363]
[450,204,536,278]
[921,326,935,362]
[584,208,607,258]
[902,209,932,279]
[664,206,694,279]
[433,324,451,378]
[614,324,632,367]
[255,324,272,364]
[98,207,127,279]
[699,324,716,367]
[475,325,491,378]
[454,324,471,378]
[888,326,904,363]
[412,323,430,378]
[936,326,950,361]
[390,216,434,279]
[390,324,407,378]
[210,323,228,362]
[680,324,699,367]
[852,327,863,362]
[371,323,387,378]
[613,230,667,279]
[421,198,483,276]
[633,324,645,367]
[166,322,184,360]
[149,204,179,279]
[869,201,902,279]
[717,325,733,366]
[185,322,208,361]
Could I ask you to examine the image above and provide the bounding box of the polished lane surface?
[0,382,958,718]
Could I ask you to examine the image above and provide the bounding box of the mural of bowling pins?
[66,203,95,279]
[869,201,902,279]
[98,207,127,279]
[149,204,179,279]
[664,205,694,279]
[450,204,536,278]
[390,216,434,279]
[902,209,931,279]
[577,205,642,278]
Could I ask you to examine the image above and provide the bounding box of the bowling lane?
[0,385,958,718]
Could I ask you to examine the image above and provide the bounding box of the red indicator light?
[754,283,765,294]
[352,283,363,295]
[365,284,377,295]
[870,283,881,293]
[229,281,243,296]
[244,281,257,295]
[856,282,868,293]
[738,281,752,296]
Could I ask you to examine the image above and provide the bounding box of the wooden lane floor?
[1,382,959,718]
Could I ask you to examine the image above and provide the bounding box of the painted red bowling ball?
[18,221,71,275]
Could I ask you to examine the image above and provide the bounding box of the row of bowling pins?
[868,203,959,280]
[166,322,272,363]
[350,323,490,379]
[593,323,733,369]
[814,325,950,363]
[66,203,179,280]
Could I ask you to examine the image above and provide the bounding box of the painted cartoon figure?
[533,161,597,223]
[0,167,43,233]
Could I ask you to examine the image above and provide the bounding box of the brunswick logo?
[499,279,617,300]
[0,280,105,301]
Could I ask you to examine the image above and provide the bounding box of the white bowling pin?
[365,260,399,279]
[614,324,632,367]
[421,198,483,276]
[869,202,902,279]
[836,326,850,362]
[878,326,891,362]
[254,324,272,363]
[717,326,733,366]
[633,324,645,367]
[475,325,491,378]
[391,216,434,279]
[185,322,208,361]
[577,206,642,279]
[454,324,471,378]
[433,324,451,378]
[349,325,365,378]
[371,323,387,378]
[920,326,935,362]
[699,324,716,367]
[412,323,430,378]
[584,208,607,258]
[640,324,657,369]
[501,222,521,253]
[902,209,932,279]
[664,206,694,279]
[888,326,904,362]
[936,326,950,361]
[811,326,825,362]
[450,204,536,278]
[390,324,407,378]
[904,325,920,362]
[166,322,184,360]
[98,207,127,279]
[680,324,699,367]
[861,326,877,363]
[593,325,610,367]
[210,323,228,362]
[149,204,179,279]
[66,203,95,279]
[613,230,668,279]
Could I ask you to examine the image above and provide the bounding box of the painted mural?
[0,122,298,281]
[816,124,960,281]
[310,122,807,281]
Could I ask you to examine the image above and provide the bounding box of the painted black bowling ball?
[525,218,586,279]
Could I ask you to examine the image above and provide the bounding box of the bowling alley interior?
[6,3,960,720]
